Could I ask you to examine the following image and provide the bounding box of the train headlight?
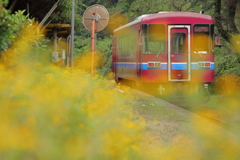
[148,62,161,68]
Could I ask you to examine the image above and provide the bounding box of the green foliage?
[52,0,72,23]
[0,2,51,66]
[74,35,91,56]
[213,37,240,94]
[74,36,112,76]
[96,37,112,76]
[0,0,7,6]
[215,52,240,76]
[214,40,240,76]
[0,8,31,53]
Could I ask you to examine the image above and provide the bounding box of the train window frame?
[193,24,214,54]
[142,24,166,54]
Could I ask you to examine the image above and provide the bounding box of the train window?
[130,35,133,57]
[120,35,131,58]
[142,24,166,54]
[122,36,126,57]
[172,33,186,54]
[117,38,120,56]
[148,41,165,54]
[119,37,122,57]
[123,36,126,57]
[120,37,124,57]
[193,24,214,54]
[127,35,130,57]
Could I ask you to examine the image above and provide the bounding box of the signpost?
[82,5,109,76]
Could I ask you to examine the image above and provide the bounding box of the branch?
[179,1,188,11]
[186,1,200,11]
[204,2,215,11]
[9,0,19,11]
[170,0,188,11]
[172,3,180,11]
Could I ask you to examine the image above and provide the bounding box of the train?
[112,11,214,98]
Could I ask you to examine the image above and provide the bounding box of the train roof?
[113,12,214,33]
[143,12,213,22]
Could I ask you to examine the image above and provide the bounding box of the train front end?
[140,12,215,97]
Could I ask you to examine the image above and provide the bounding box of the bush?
[214,46,240,76]
[74,36,112,77]
[0,7,32,53]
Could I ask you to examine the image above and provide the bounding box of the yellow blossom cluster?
[0,61,150,159]
[0,22,148,159]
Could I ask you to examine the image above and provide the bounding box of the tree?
[0,1,51,66]
[214,0,239,43]
[0,4,31,53]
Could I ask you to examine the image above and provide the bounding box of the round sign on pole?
[83,4,109,32]
[82,5,109,76]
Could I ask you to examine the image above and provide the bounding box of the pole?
[91,17,95,76]
[70,0,75,68]
[39,0,61,28]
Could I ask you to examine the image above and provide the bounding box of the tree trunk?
[228,0,238,34]
[214,0,239,43]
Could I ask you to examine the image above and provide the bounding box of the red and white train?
[112,12,214,96]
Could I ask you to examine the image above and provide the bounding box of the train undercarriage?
[156,82,210,105]
[116,78,210,105]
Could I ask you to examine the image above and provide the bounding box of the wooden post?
[53,28,58,52]
[52,27,58,62]
[70,0,75,68]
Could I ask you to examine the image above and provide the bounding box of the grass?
[129,92,192,145]
[128,89,240,160]
[205,94,240,126]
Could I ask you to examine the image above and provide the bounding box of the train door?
[168,25,191,81]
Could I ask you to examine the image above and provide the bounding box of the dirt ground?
[129,89,194,145]
[129,89,240,149]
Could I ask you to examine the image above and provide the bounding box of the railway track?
[194,109,240,135]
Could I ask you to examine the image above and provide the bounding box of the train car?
[112,12,214,97]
